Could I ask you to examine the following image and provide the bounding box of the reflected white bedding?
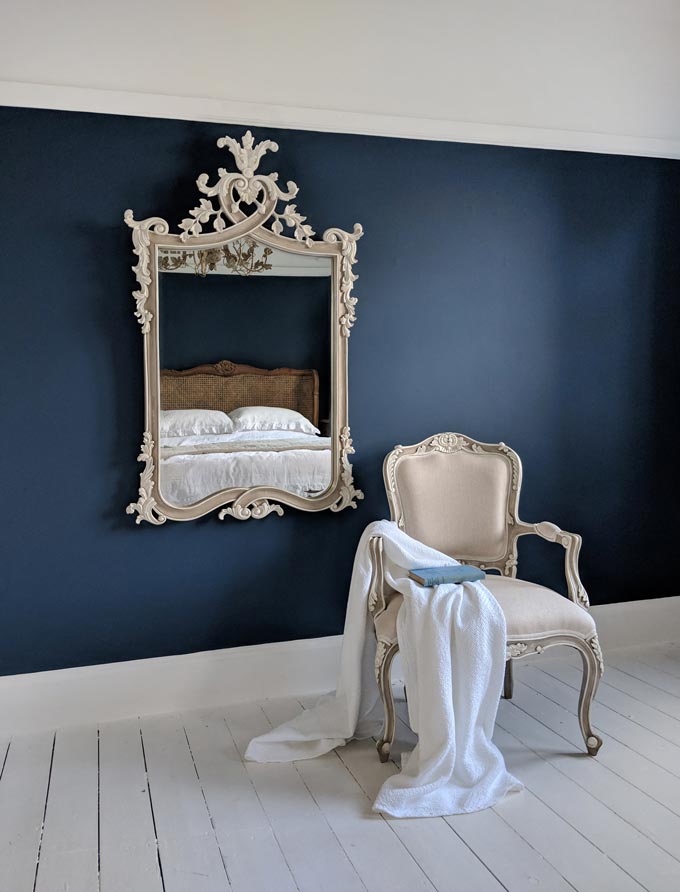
[159,429,332,506]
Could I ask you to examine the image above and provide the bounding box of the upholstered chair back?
[383,433,523,575]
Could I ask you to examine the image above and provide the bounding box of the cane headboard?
[160,359,320,426]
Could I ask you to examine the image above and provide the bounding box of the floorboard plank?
[495,725,679,891]
[395,697,653,891]
[299,698,506,892]
[0,732,54,892]
[538,661,680,747]
[606,654,680,699]
[496,697,680,861]
[445,807,576,892]
[226,701,367,892]
[520,665,680,778]
[511,676,680,817]
[335,736,508,892]
[260,698,438,892]
[99,718,164,892]
[4,642,680,892]
[34,726,99,892]
[631,644,680,679]
[140,713,231,892]
[338,735,574,892]
[536,645,680,722]
[585,663,680,720]
[183,709,298,892]
[0,738,9,779]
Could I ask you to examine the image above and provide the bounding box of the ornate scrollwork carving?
[506,643,528,658]
[560,533,590,608]
[331,426,364,511]
[375,640,389,682]
[272,204,316,245]
[178,130,300,239]
[418,433,474,454]
[497,442,520,491]
[385,445,405,522]
[126,131,363,522]
[417,434,453,454]
[588,634,604,674]
[323,224,363,336]
[504,550,518,576]
[506,642,544,659]
[126,432,167,525]
[124,212,169,333]
[218,499,285,521]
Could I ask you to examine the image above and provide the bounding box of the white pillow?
[229,406,320,435]
[160,409,235,438]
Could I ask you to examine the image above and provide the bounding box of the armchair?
[369,432,603,762]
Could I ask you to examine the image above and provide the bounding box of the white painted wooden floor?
[1,642,680,892]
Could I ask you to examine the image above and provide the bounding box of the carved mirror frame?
[125,131,364,523]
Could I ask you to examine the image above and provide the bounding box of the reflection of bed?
[161,359,319,425]
[160,429,332,505]
[159,360,330,506]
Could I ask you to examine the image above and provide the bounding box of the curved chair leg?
[575,636,604,756]
[375,642,399,762]
[503,660,514,699]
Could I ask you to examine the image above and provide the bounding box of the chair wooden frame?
[369,432,603,762]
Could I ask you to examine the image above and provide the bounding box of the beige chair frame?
[369,432,603,762]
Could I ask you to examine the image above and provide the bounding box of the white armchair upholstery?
[369,432,603,762]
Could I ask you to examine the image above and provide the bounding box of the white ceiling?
[2,0,679,157]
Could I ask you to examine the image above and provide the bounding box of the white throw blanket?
[245,520,522,817]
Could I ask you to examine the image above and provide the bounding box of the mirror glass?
[157,236,332,507]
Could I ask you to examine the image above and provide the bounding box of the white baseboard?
[1,597,677,736]
[0,634,342,737]
[589,596,680,653]
[2,81,680,160]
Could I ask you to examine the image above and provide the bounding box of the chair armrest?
[512,521,590,609]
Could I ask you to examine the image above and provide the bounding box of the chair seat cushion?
[373,576,595,645]
[483,576,596,639]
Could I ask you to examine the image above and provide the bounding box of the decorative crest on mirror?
[124,131,364,523]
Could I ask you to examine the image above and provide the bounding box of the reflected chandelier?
[159,237,273,277]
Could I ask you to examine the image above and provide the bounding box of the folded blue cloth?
[409,565,486,586]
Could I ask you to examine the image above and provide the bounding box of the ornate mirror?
[125,131,363,523]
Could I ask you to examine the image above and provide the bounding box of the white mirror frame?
[124,131,364,523]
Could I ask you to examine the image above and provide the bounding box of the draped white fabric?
[245,520,522,817]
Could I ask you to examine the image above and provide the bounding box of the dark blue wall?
[1,105,678,676]
[160,272,331,417]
